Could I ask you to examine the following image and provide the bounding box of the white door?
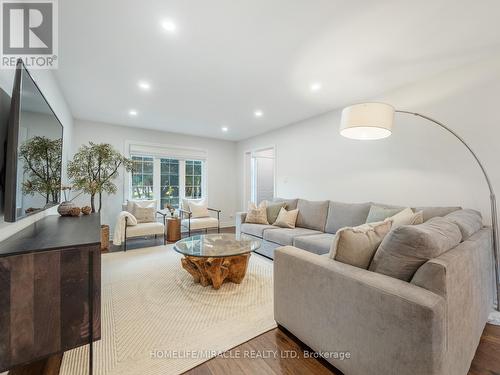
[250,148,275,204]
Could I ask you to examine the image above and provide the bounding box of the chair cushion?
[293,233,335,255]
[130,202,156,223]
[241,223,278,238]
[369,217,462,281]
[188,199,210,218]
[126,222,164,237]
[264,227,322,246]
[296,199,329,231]
[324,201,371,234]
[182,217,219,230]
[445,209,483,240]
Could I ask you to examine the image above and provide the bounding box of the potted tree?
[68,142,133,251]
[68,142,133,213]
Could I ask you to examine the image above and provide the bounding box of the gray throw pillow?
[369,217,462,281]
[366,205,404,223]
[266,202,286,224]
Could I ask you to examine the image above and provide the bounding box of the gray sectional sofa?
[235,198,460,259]
[236,198,495,375]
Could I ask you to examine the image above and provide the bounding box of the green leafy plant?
[19,136,62,205]
[68,142,133,213]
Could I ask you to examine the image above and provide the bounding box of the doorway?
[244,147,275,206]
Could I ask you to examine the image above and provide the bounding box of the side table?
[167,217,181,242]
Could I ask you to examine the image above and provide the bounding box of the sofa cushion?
[412,206,461,222]
[295,199,329,231]
[273,197,298,210]
[445,209,483,240]
[365,205,405,223]
[324,201,371,234]
[240,223,278,238]
[293,233,335,255]
[266,201,287,224]
[330,221,393,269]
[369,217,462,281]
[264,227,322,246]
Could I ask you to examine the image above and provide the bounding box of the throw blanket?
[113,211,138,246]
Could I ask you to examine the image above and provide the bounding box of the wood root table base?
[181,253,251,289]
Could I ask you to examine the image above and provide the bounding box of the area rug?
[59,245,276,375]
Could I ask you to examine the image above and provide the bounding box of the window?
[185,160,202,199]
[129,156,205,208]
[131,156,154,199]
[160,158,180,208]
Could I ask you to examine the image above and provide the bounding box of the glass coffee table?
[174,233,261,289]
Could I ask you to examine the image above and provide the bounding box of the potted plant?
[68,142,133,213]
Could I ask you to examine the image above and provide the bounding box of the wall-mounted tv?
[3,60,63,222]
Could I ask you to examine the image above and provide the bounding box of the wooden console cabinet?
[0,214,101,373]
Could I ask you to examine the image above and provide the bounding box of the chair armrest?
[274,246,446,375]
[178,209,192,218]
[208,208,221,213]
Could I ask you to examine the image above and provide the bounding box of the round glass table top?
[174,233,261,258]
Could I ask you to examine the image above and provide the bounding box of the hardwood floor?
[186,325,500,375]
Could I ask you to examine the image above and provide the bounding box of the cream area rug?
[60,245,276,375]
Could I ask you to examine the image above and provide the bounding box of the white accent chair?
[122,200,166,251]
[179,198,221,237]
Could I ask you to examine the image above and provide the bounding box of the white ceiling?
[55,0,500,141]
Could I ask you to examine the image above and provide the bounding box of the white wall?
[72,120,238,230]
[237,56,500,224]
[0,69,74,241]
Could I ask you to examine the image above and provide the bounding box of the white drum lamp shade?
[340,102,395,140]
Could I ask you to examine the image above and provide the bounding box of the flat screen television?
[3,59,63,222]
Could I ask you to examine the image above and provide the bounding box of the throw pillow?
[127,199,155,212]
[366,205,404,223]
[245,201,269,225]
[369,217,462,281]
[266,201,287,224]
[131,203,155,223]
[329,221,393,269]
[386,208,424,229]
[273,207,299,228]
[188,199,210,218]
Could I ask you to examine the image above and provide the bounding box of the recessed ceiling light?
[254,110,263,118]
[221,126,229,132]
[161,19,177,33]
[129,110,138,116]
[310,82,322,92]
[138,80,151,91]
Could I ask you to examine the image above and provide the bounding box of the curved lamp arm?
[396,110,499,309]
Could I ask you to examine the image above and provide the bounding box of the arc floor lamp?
[339,102,499,310]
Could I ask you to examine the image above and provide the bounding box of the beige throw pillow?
[386,208,424,229]
[273,207,299,228]
[188,199,210,218]
[329,221,393,269]
[131,202,156,223]
[245,201,269,225]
